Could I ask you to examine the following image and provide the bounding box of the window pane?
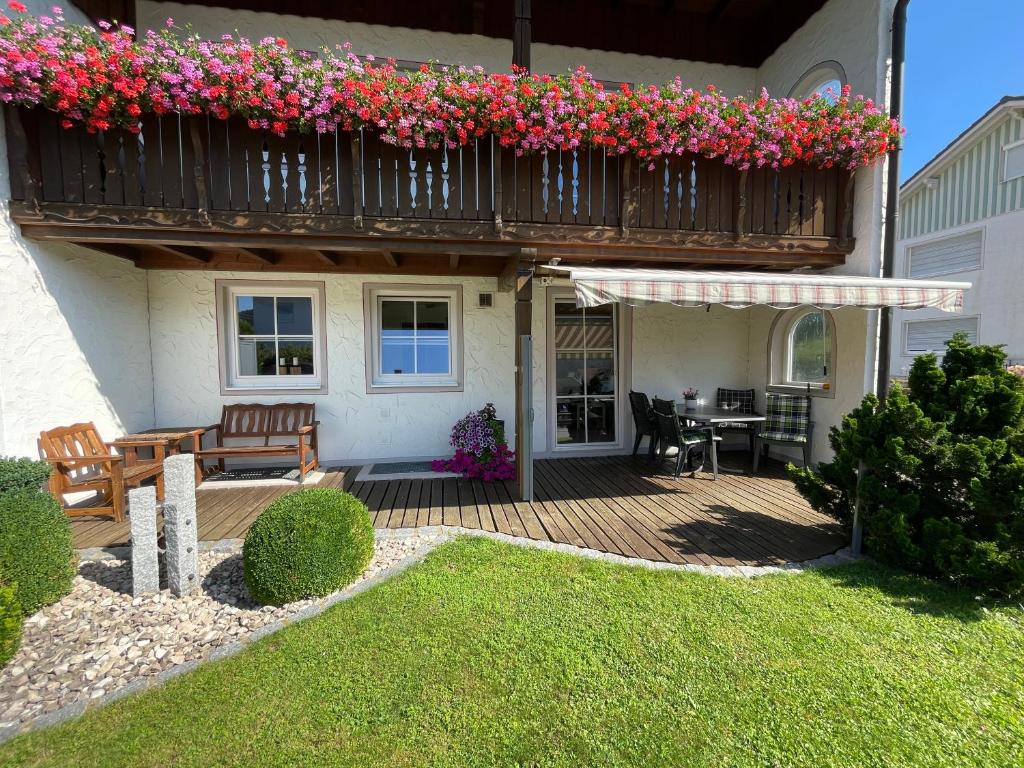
[554,302,585,349]
[585,304,614,349]
[586,398,616,443]
[585,351,616,395]
[238,339,278,376]
[555,398,588,445]
[236,296,275,335]
[417,300,449,331]
[278,338,314,375]
[276,297,313,335]
[556,353,586,396]
[789,313,831,383]
[381,300,414,331]
[380,300,415,374]
[416,334,450,374]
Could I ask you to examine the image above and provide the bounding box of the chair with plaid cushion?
[628,390,660,459]
[651,398,720,479]
[752,393,813,474]
[715,387,757,452]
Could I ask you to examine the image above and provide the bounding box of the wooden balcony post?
[733,169,748,236]
[514,248,536,501]
[351,129,364,229]
[512,0,531,70]
[620,155,634,238]
[837,169,856,246]
[492,138,503,234]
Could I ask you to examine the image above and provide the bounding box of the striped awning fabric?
[549,267,970,312]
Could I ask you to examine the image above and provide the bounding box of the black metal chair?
[715,387,757,452]
[651,399,720,479]
[752,393,814,474]
[628,390,659,459]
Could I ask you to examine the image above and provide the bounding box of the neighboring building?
[1,0,962,500]
[890,96,1024,376]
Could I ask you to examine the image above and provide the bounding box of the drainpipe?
[874,0,910,402]
[855,0,910,558]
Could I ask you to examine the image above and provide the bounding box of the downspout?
[874,0,910,402]
[855,0,910,558]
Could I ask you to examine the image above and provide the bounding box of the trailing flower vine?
[0,6,902,171]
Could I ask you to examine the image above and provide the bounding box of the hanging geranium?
[0,6,902,171]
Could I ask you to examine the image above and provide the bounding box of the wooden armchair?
[38,423,165,522]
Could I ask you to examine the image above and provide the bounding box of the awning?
[547,267,970,312]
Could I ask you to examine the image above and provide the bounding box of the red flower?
[6,2,25,13]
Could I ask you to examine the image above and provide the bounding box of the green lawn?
[2,538,1022,768]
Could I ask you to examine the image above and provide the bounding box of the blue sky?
[901,0,1024,181]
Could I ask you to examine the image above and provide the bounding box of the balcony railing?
[5,107,854,268]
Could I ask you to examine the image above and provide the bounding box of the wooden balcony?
[6,108,855,274]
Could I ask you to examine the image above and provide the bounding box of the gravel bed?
[0,532,447,730]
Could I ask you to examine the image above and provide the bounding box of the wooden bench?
[194,404,319,481]
[39,422,165,522]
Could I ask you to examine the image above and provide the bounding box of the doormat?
[200,467,326,488]
[355,461,459,482]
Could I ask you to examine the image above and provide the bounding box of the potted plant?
[682,388,699,412]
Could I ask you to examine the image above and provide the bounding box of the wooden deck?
[69,456,844,566]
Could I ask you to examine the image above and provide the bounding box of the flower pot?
[684,399,697,412]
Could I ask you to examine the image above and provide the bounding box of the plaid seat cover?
[757,393,810,442]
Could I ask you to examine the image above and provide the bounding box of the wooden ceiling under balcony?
[72,0,829,69]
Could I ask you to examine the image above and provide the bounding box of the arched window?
[768,308,836,396]
[790,61,847,104]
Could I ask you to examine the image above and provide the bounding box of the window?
[364,284,463,392]
[789,61,847,104]
[904,317,979,354]
[1004,140,1024,182]
[768,308,836,396]
[216,280,327,393]
[908,230,983,278]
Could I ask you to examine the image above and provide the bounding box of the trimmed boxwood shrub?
[0,491,76,614]
[243,488,375,606]
[0,583,22,669]
[0,457,51,497]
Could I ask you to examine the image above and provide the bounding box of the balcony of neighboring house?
[4,0,855,276]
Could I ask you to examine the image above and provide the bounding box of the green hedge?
[0,457,51,497]
[0,583,22,669]
[791,333,1024,598]
[0,491,76,614]
[243,488,375,606]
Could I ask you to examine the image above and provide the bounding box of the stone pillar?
[163,453,199,597]
[128,485,159,597]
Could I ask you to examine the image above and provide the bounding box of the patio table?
[113,427,207,483]
[673,405,766,475]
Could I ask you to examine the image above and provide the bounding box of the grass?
[2,537,1022,768]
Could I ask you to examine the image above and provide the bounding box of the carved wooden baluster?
[571,150,580,218]
[689,158,698,230]
[261,138,271,205]
[541,152,550,215]
[297,143,308,209]
[441,146,450,212]
[676,167,684,229]
[408,150,419,214]
[663,160,671,228]
[279,145,289,211]
[425,156,434,214]
[556,150,565,220]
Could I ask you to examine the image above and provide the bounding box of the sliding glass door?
[551,297,619,448]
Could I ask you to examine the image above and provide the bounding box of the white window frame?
[902,315,980,356]
[789,60,847,102]
[767,307,837,398]
[1003,139,1024,182]
[363,284,463,393]
[216,279,328,394]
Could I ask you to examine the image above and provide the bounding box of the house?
[889,96,1024,376]
[0,0,966,513]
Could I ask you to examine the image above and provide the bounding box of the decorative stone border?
[2,529,856,743]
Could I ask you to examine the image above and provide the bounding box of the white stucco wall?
[0,0,155,459]
[147,271,515,463]
[138,2,756,94]
[889,209,1024,377]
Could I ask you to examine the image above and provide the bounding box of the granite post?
[163,453,199,596]
[128,485,159,597]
